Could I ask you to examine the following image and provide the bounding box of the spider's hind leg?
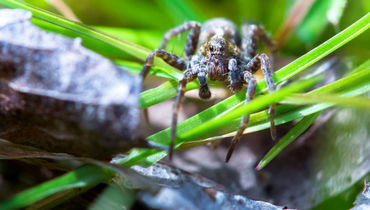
[241,23,275,63]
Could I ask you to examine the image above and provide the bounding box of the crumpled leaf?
[0,9,144,158]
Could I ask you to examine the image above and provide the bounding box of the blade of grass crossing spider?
[0,165,114,210]
[147,77,321,146]
[136,66,369,166]
[176,77,322,143]
[120,66,370,167]
[178,79,368,150]
[256,112,322,170]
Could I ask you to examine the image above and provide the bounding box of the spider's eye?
[219,45,225,51]
[209,46,214,51]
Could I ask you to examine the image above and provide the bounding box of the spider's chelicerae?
[141,18,277,162]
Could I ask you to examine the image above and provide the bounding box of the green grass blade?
[120,66,370,167]
[256,112,322,170]
[115,60,182,80]
[0,165,114,210]
[286,94,370,110]
[94,26,163,50]
[139,80,199,109]
[274,12,369,84]
[175,77,321,143]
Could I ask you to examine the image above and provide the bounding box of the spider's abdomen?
[198,18,240,47]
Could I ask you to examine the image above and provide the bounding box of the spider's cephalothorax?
[141,18,276,162]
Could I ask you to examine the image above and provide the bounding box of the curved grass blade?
[115,60,182,80]
[94,26,163,50]
[140,80,199,109]
[176,77,321,143]
[120,65,370,167]
[256,62,370,170]
[118,77,321,166]
[286,94,370,110]
[256,112,322,170]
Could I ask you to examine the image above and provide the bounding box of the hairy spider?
[141,18,276,162]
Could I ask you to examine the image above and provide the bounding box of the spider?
[141,18,276,162]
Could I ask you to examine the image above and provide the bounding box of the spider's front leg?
[160,21,201,59]
[170,57,207,159]
[140,21,202,159]
[141,21,201,81]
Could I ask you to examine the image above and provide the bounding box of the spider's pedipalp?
[198,72,211,99]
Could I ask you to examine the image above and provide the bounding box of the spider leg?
[250,54,276,140]
[241,23,277,140]
[140,49,186,128]
[160,21,201,58]
[228,58,243,92]
[169,58,204,159]
[226,76,256,162]
[170,78,187,159]
[141,23,200,125]
[241,23,275,63]
[226,53,276,162]
[140,49,186,79]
